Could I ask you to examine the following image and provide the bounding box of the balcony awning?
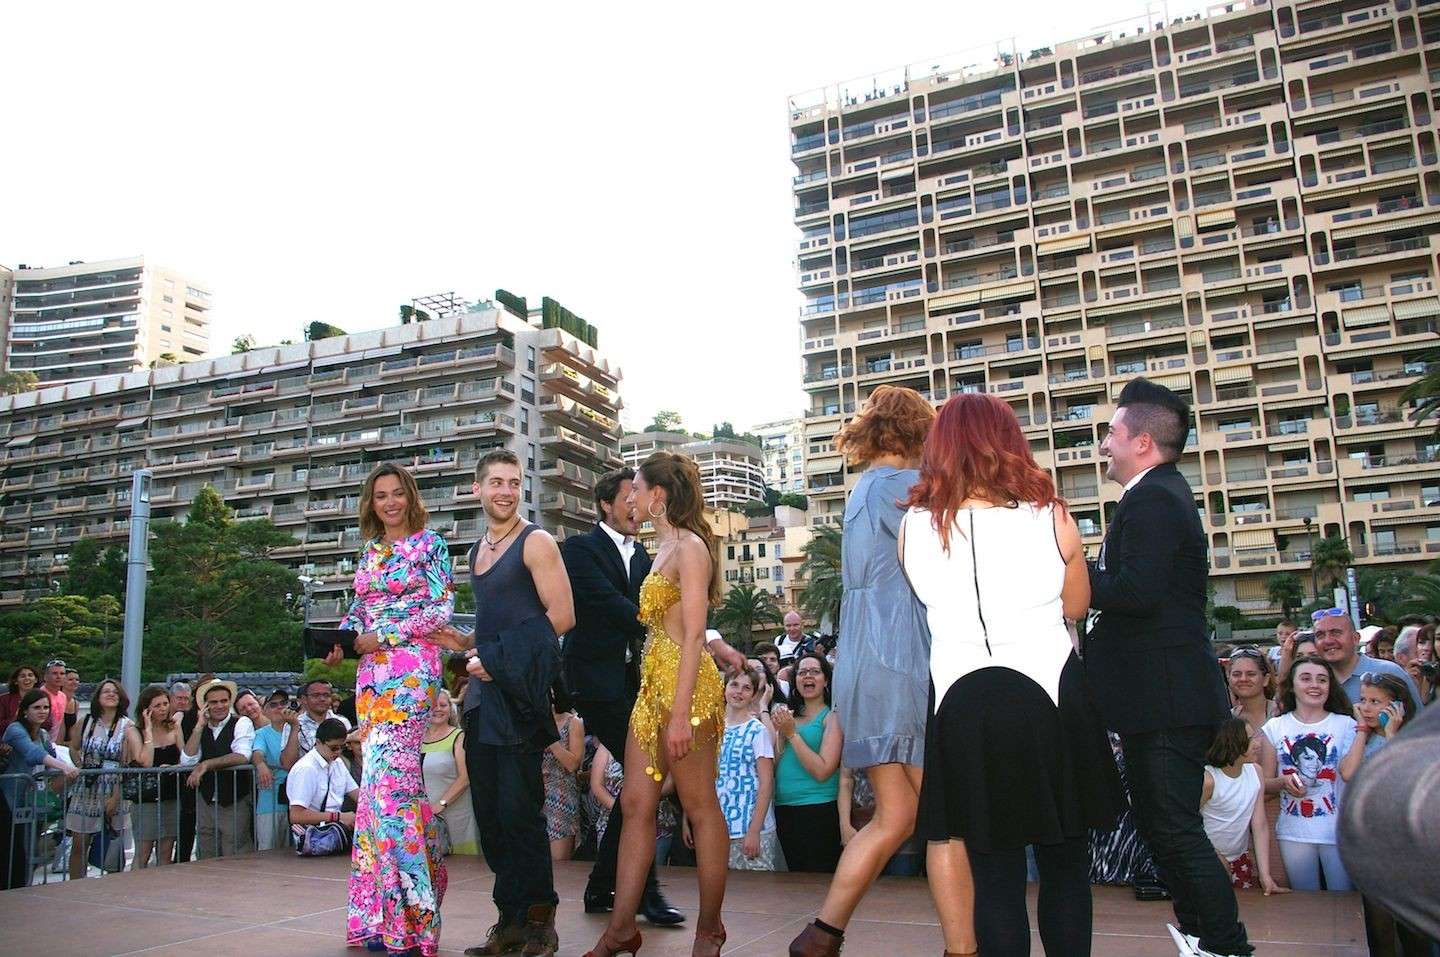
[981,280,1036,302]
[1372,510,1439,528]
[1197,209,1237,228]
[1343,304,1392,328]
[1088,296,1181,319]
[115,417,147,429]
[1213,365,1254,384]
[1112,372,1190,398]
[1394,297,1440,320]
[5,435,35,448]
[1088,345,1106,360]
[1232,529,1276,550]
[1335,211,1440,241]
[1191,330,1208,346]
[1039,235,1092,256]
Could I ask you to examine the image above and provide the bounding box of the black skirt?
[918,655,1122,853]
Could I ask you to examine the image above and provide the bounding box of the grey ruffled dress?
[831,466,931,768]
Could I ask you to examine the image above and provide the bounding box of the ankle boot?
[520,903,559,957]
[789,922,843,957]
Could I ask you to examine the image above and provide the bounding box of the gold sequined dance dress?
[629,572,725,782]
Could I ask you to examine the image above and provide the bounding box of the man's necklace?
[483,517,522,550]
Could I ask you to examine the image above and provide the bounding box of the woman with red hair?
[900,394,1121,957]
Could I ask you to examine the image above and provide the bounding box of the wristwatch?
[439,799,449,810]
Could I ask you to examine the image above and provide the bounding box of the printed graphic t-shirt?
[717,717,776,839]
[1260,711,1357,845]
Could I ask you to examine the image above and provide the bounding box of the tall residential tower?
[791,1,1440,612]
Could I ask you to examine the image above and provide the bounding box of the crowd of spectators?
[0,609,1434,952]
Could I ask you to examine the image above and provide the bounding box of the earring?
[647,500,665,519]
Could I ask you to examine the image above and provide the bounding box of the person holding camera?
[252,690,302,851]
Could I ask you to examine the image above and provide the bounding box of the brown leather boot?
[520,903,559,957]
[465,914,527,956]
[789,922,843,957]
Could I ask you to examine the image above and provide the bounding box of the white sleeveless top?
[901,503,1072,710]
[1201,763,1260,860]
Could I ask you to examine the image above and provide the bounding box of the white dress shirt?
[599,521,635,569]
[180,714,255,766]
[1122,465,1157,497]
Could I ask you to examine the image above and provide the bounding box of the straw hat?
[195,678,238,708]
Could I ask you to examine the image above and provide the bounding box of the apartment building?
[621,431,767,508]
[791,0,1440,614]
[753,417,807,493]
[2,257,213,385]
[719,504,814,609]
[0,300,623,622]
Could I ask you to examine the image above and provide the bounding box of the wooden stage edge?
[0,853,1367,955]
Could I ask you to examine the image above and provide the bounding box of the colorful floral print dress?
[341,528,454,956]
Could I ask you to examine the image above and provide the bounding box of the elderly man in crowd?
[775,612,808,665]
[295,678,350,759]
[1312,610,1423,709]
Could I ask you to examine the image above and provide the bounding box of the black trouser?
[0,794,29,889]
[573,694,660,898]
[774,801,841,873]
[174,786,196,863]
[465,712,557,920]
[966,837,1091,957]
[1121,726,1252,956]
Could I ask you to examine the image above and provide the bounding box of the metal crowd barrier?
[1,764,271,890]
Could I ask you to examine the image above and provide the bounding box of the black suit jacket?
[1084,463,1230,734]
[559,524,652,702]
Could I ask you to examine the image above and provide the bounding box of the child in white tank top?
[1201,718,1285,895]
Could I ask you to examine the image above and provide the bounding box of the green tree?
[1392,573,1440,619]
[64,538,127,601]
[1310,535,1354,591]
[711,583,782,646]
[1357,568,1414,624]
[453,580,476,614]
[1266,573,1305,620]
[149,353,178,368]
[777,493,809,510]
[231,333,256,354]
[1401,351,1440,433]
[0,370,38,395]
[145,486,300,676]
[305,321,347,342]
[797,524,843,629]
[713,422,737,439]
[645,410,683,433]
[0,594,123,683]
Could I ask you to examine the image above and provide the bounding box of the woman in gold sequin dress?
[585,452,729,957]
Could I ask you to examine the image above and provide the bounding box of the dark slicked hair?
[1116,377,1189,462]
[593,467,635,519]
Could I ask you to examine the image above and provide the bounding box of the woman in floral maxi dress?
[341,464,456,956]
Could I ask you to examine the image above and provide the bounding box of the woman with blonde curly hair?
[790,385,975,957]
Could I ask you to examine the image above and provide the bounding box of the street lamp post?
[1303,516,1318,600]
[121,470,152,706]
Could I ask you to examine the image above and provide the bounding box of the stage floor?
[0,853,1367,956]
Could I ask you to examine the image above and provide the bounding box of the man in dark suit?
[1086,378,1251,957]
[560,467,683,926]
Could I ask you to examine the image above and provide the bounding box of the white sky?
[3,0,1152,433]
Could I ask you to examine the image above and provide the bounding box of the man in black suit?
[1086,378,1250,957]
[560,467,684,926]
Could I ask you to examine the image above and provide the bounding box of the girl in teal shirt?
[772,651,844,872]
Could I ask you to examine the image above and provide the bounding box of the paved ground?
[0,852,1367,955]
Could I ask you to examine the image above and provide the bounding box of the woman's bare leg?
[134,839,155,869]
[598,730,663,946]
[817,763,921,928]
[669,730,727,937]
[156,837,174,866]
[68,831,89,880]
[926,839,977,954]
[550,836,574,862]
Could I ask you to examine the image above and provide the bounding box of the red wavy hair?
[906,393,1065,551]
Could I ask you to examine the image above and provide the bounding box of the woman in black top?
[130,685,184,868]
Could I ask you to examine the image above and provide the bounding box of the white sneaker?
[1167,924,1196,956]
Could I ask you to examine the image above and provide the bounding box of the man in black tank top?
[444,450,575,957]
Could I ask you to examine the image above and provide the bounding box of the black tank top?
[465,524,546,716]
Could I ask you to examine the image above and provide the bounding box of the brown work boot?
[466,914,527,956]
[520,903,559,957]
[789,921,842,957]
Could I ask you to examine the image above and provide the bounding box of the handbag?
[430,809,452,858]
[88,819,125,873]
[121,762,163,805]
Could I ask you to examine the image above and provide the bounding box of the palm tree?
[797,523,843,630]
[1266,573,1305,620]
[1310,535,1353,591]
[1393,573,1440,619]
[711,583,782,647]
[1401,352,1440,432]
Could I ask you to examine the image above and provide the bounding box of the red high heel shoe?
[583,928,643,957]
[692,923,726,957]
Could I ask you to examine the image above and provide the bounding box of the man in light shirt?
[295,678,351,758]
[286,718,359,853]
[40,660,67,739]
[181,679,256,858]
